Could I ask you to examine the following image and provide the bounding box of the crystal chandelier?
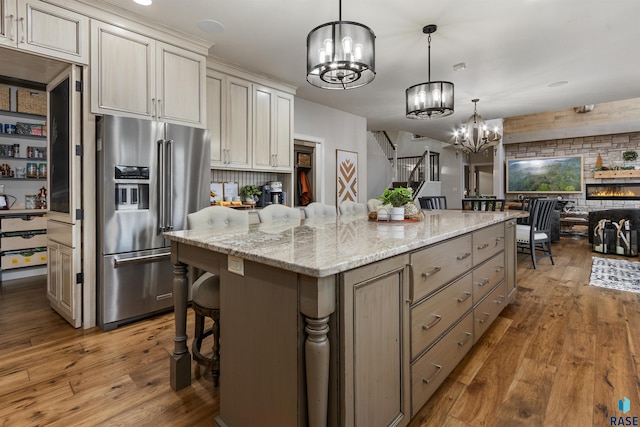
[406,25,454,119]
[453,99,501,153]
[306,0,376,90]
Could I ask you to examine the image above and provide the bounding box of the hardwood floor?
[0,236,638,426]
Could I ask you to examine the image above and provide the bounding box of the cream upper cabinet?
[0,0,88,64]
[207,71,252,169]
[253,85,293,171]
[91,20,206,128]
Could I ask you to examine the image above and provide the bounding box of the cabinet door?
[90,20,154,118]
[46,243,59,302]
[47,241,81,328]
[273,90,293,170]
[253,86,293,171]
[226,76,252,168]
[207,72,225,166]
[253,85,273,169]
[0,0,18,47]
[18,0,88,64]
[341,256,410,427]
[156,41,206,128]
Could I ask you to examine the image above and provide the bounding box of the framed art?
[336,149,358,204]
[506,155,583,194]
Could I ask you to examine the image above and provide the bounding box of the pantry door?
[45,65,82,328]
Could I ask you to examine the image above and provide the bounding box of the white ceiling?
[17,0,640,142]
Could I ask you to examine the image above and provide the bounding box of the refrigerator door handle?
[158,139,166,232]
[165,139,174,230]
[113,252,171,267]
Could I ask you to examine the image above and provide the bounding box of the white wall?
[293,98,367,207]
[394,131,464,208]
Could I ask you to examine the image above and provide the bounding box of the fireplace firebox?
[586,183,640,200]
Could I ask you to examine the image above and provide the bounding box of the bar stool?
[187,206,249,386]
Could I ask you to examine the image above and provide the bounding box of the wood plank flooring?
[0,236,638,426]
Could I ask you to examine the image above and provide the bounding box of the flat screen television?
[506,155,583,194]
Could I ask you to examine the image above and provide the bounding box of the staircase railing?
[371,130,396,162]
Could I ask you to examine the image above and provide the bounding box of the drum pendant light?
[406,25,454,118]
[306,0,376,89]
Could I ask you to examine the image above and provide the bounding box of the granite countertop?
[164,210,525,278]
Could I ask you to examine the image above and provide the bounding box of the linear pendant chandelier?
[306,0,376,89]
[406,24,454,119]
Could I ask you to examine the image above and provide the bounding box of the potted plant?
[378,187,413,220]
[622,150,638,169]
[239,184,261,204]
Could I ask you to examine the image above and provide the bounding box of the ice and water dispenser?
[114,165,150,210]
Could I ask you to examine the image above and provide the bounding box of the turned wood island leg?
[170,260,191,391]
[305,315,330,427]
[300,276,336,427]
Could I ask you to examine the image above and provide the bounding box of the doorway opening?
[294,140,316,207]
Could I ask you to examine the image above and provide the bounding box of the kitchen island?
[164,210,524,427]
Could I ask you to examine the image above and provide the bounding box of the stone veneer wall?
[504,131,640,211]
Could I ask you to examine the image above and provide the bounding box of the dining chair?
[516,198,557,269]
[257,203,302,223]
[303,202,337,218]
[187,205,249,386]
[418,196,447,209]
[338,200,367,216]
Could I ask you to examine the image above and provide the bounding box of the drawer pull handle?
[478,312,491,324]
[477,243,490,250]
[494,266,504,272]
[476,278,489,287]
[494,295,505,305]
[457,292,471,303]
[495,236,504,241]
[456,252,471,261]
[421,364,442,384]
[421,266,441,279]
[20,234,35,239]
[457,332,472,347]
[422,315,442,330]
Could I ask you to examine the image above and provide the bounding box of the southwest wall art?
[506,155,583,194]
[336,149,358,204]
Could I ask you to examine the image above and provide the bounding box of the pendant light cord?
[427,34,431,82]
[339,0,342,20]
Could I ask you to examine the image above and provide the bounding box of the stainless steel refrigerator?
[97,115,210,331]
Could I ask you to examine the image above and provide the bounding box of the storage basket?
[0,85,9,111]
[16,89,47,116]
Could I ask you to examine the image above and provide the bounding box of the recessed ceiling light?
[197,19,225,34]
[133,0,152,5]
[548,80,568,88]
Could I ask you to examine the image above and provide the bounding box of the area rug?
[590,256,640,294]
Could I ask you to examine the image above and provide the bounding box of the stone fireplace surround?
[504,131,640,211]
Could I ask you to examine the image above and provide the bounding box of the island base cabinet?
[340,255,410,427]
[411,312,474,416]
[473,281,508,343]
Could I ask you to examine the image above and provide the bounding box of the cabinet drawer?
[2,216,47,232]
[472,223,504,266]
[410,234,473,301]
[474,282,508,343]
[1,250,48,270]
[1,233,48,251]
[411,273,472,360]
[411,312,474,415]
[472,252,505,304]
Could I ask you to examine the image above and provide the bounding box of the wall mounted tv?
[506,155,583,194]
